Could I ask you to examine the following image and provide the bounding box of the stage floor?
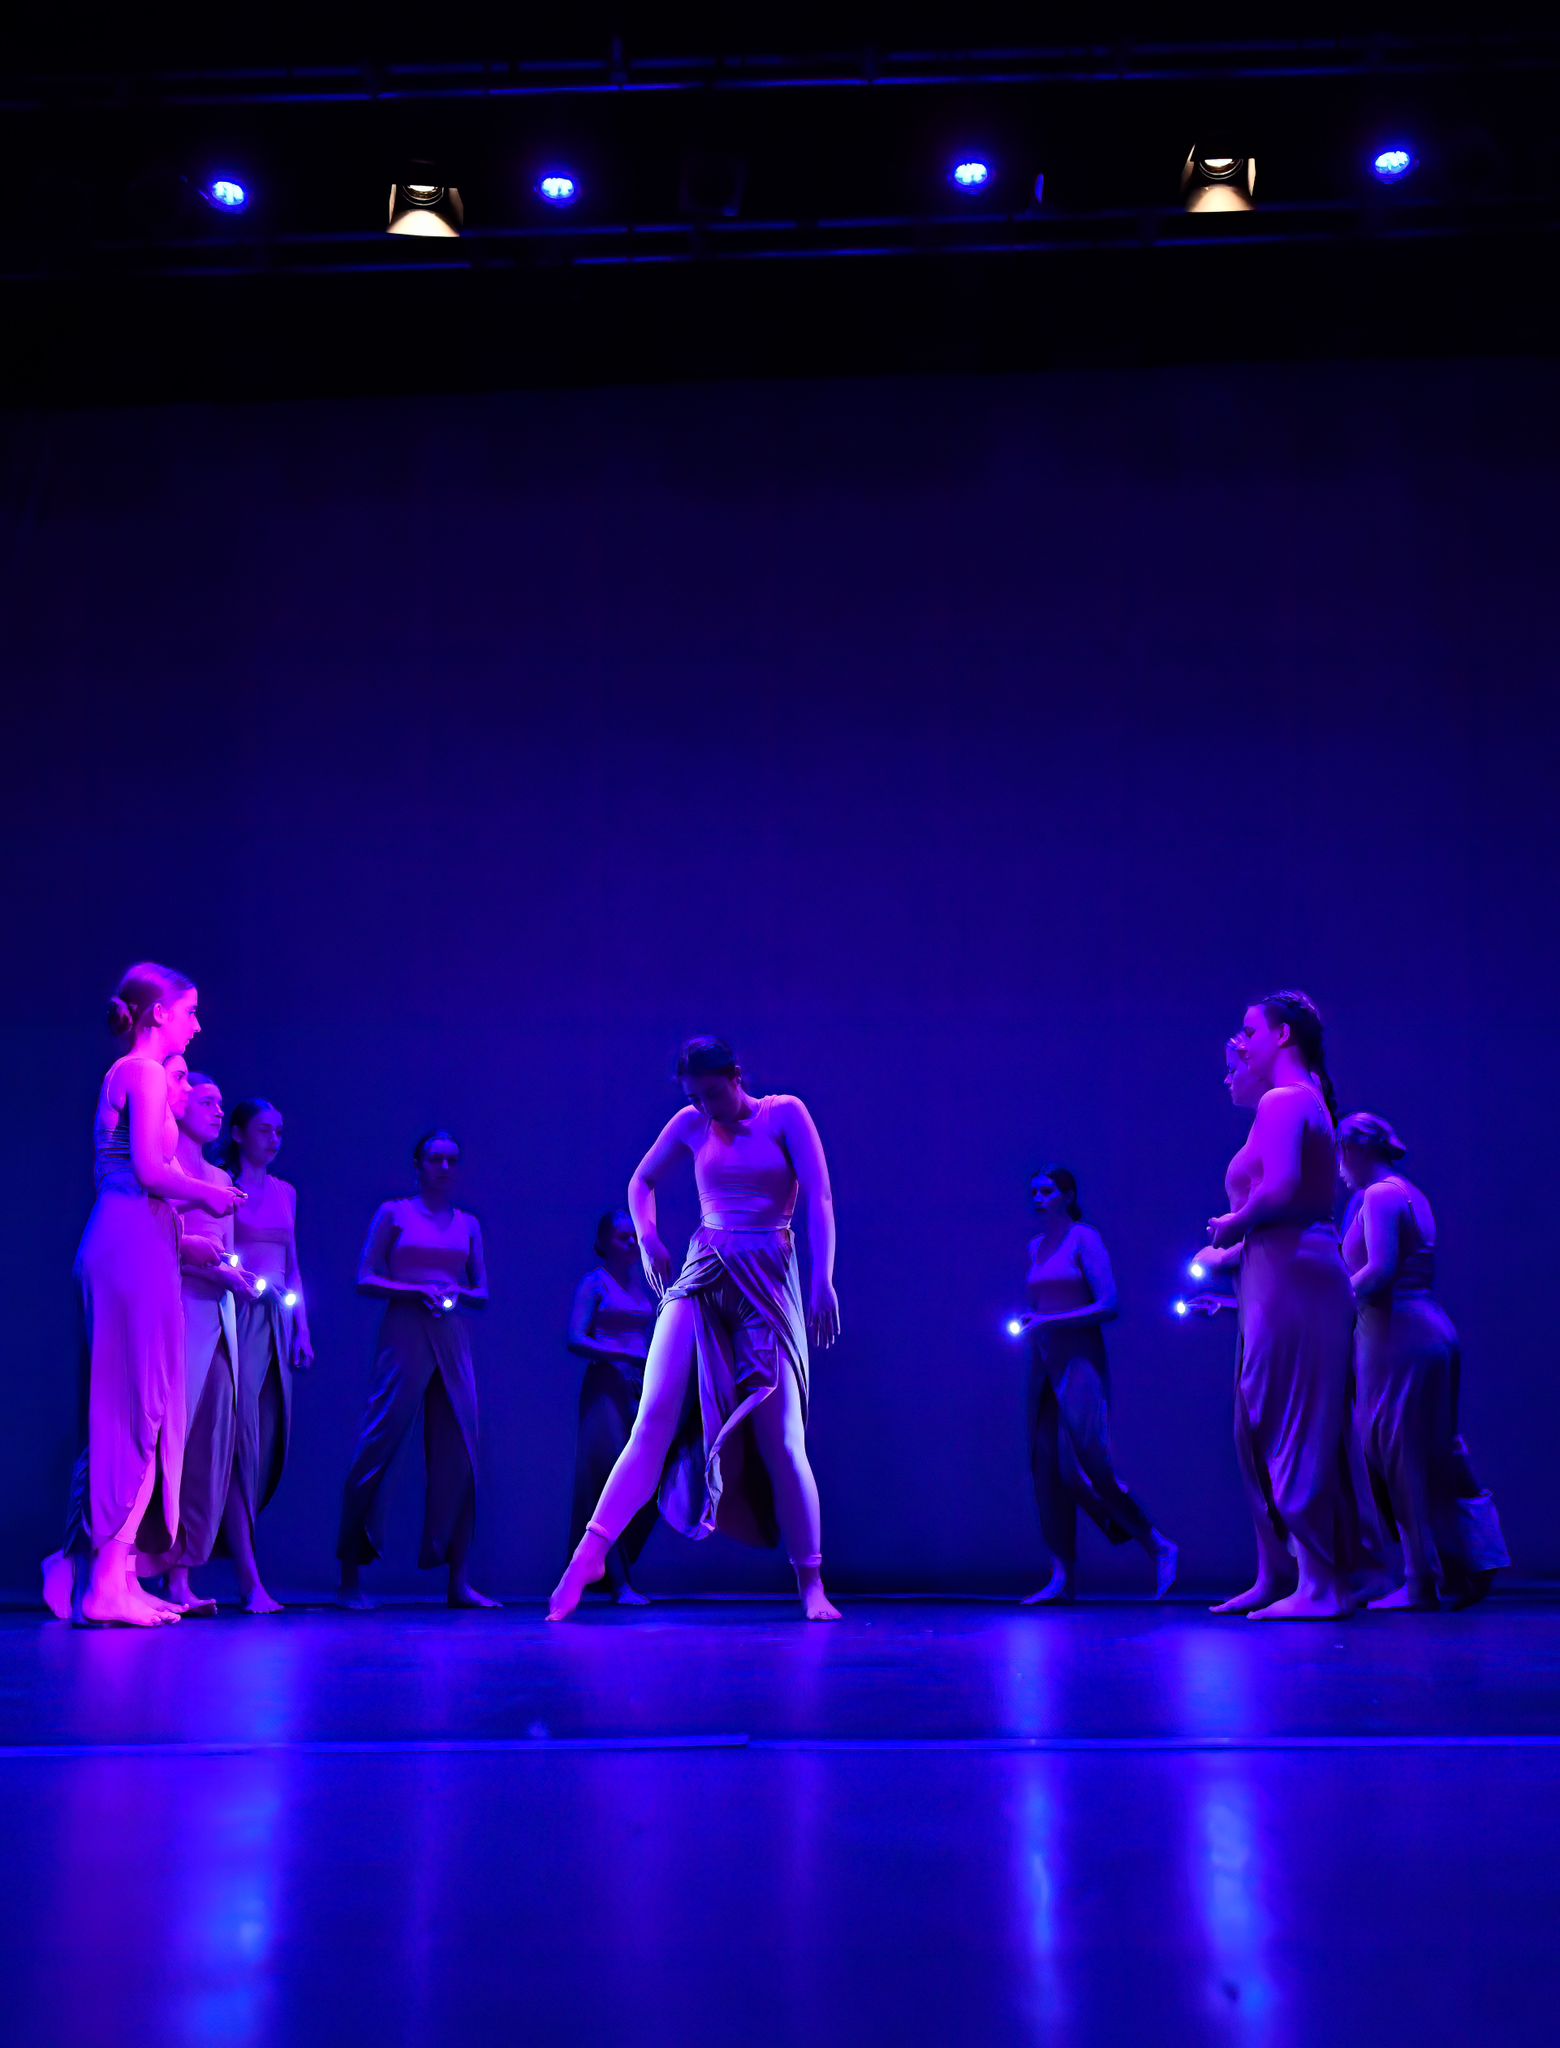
[5,1595,1559,2046]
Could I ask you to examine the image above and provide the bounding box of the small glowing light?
[254,1277,268,1296]
[282,1290,299,1310]
[1189,1261,1208,1281]
[440,1295,455,1311]
[1005,1317,1025,1338]
[538,174,578,206]
[1032,171,1045,205]
[205,178,249,211]
[1173,1298,1190,1318]
[1373,147,1416,184]
[951,159,991,190]
[225,1253,241,1268]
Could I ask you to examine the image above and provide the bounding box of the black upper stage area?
[6,18,1560,404]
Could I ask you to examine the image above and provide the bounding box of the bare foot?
[614,1584,652,1608]
[800,1582,842,1622]
[448,1580,503,1610]
[1367,1581,1438,1612]
[1210,1579,1289,1615]
[547,1534,609,1622]
[80,1580,169,1628]
[1022,1572,1075,1606]
[41,1551,76,1621]
[1250,1585,1353,1621]
[135,1583,186,1620]
[1153,1539,1181,1600]
[240,1586,285,1615]
[167,1569,218,1615]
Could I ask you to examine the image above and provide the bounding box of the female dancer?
[549,1038,842,1624]
[151,1072,261,1613]
[223,1098,313,1613]
[57,966,242,1627]
[1018,1167,1178,1604]
[1206,991,1379,1620]
[337,1131,498,1610]
[566,1208,660,1605]
[1340,1113,1509,1608]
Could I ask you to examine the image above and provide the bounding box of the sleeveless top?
[1225,1080,1338,1230]
[1344,1176,1437,1298]
[375,1199,476,1289]
[580,1265,654,1365]
[1026,1228,1093,1316]
[94,1055,173,1193]
[693,1096,798,1229]
[234,1177,294,1286]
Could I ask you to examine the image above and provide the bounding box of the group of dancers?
[43,964,1506,1627]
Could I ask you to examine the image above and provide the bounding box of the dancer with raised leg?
[566,1208,660,1606]
[223,1098,313,1613]
[337,1131,498,1610]
[1340,1113,1509,1610]
[549,1038,842,1623]
[1206,992,1379,1621]
[46,966,242,1628]
[1017,1167,1178,1604]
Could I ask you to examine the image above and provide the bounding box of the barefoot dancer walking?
[549,1038,842,1622]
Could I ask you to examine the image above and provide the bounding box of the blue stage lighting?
[205,178,249,211]
[1005,1317,1025,1338]
[1372,147,1416,184]
[1173,1298,1190,1318]
[538,174,578,206]
[951,159,991,191]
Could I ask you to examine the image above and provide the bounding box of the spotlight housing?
[951,158,992,191]
[537,173,578,207]
[1181,151,1256,213]
[388,165,463,238]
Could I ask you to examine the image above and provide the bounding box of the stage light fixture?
[951,158,991,191]
[1372,146,1417,184]
[202,177,249,212]
[537,173,578,207]
[1181,152,1256,213]
[388,165,463,238]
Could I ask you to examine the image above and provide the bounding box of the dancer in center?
[1205,991,1379,1620]
[548,1037,842,1622]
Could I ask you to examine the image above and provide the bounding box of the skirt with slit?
[1355,1290,1510,1597]
[1235,1221,1383,1580]
[230,1286,295,1524]
[337,1302,480,1569]
[168,1286,239,1568]
[73,1174,184,1553]
[657,1224,809,1549]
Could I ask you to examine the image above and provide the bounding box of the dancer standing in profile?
[1340,1113,1509,1609]
[566,1208,660,1606]
[1017,1167,1178,1604]
[223,1098,313,1613]
[147,1071,261,1614]
[337,1131,499,1610]
[47,965,242,1627]
[548,1038,842,1623]
[1205,991,1379,1620]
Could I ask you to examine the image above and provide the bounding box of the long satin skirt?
[657,1224,809,1550]
[1027,1328,1155,1568]
[1235,1222,1383,1579]
[231,1287,295,1525]
[1355,1290,1509,1599]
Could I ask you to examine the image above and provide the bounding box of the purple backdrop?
[4,357,1555,1594]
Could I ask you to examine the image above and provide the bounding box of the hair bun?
[106,995,134,1036]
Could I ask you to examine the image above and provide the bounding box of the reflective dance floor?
[5,1596,1559,2046]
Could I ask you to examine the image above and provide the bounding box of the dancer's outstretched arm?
[778,1095,840,1348]
[628,1108,700,1295]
